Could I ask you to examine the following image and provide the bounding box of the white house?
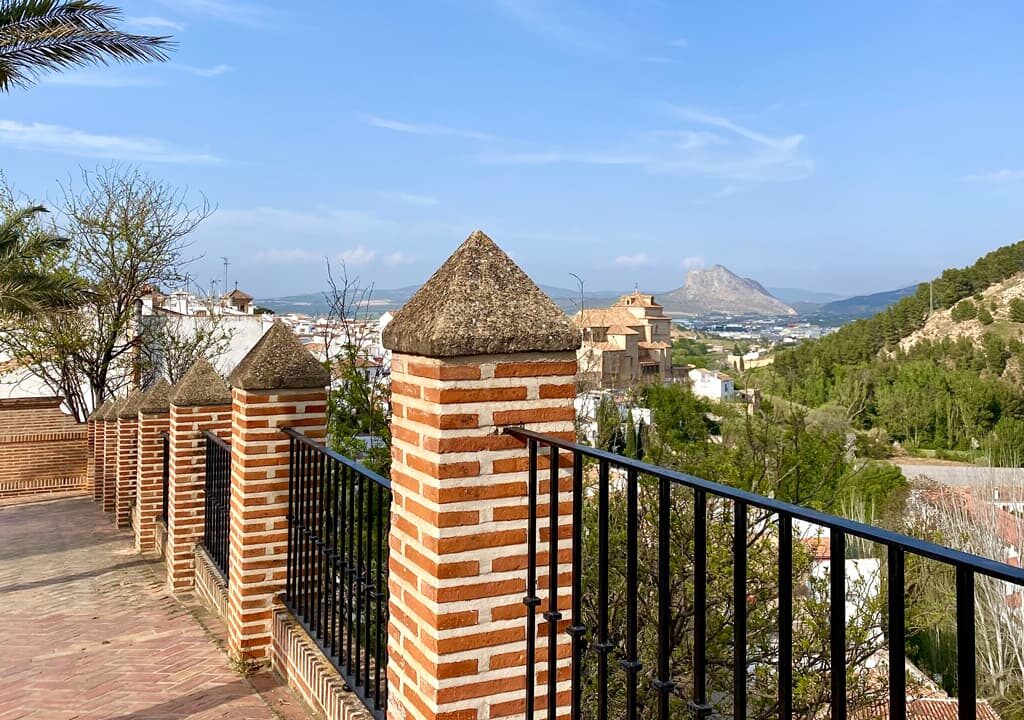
[688,368,736,402]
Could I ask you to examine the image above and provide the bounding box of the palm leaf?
[0,203,86,317]
[0,1,174,91]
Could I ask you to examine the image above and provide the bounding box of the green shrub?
[951,299,977,322]
[1009,297,1024,322]
[977,304,994,325]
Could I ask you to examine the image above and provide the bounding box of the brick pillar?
[103,399,123,515]
[225,321,330,662]
[382,231,581,720]
[87,400,110,503]
[115,391,143,530]
[167,360,233,594]
[135,379,172,553]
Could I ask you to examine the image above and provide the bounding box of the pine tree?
[1009,298,1024,323]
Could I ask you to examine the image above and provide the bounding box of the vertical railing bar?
[299,442,305,622]
[304,439,314,623]
[693,488,708,715]
[546,445,561,720]
[655,472,674,720]
[569,449,585,720]
[203,436,210,568]
[956,566,976,720]
[831,530,847,720]
[778,513,793,720]
[355,470,364,687]
[337,460,345,666]
[346,463,355,670]
[524,438,539,718]
[294,439,303,617]
[317,448,326,641]
[375,481,385,708]
[287,436,294,601]
[364,470,373,691]
[327,462,335,659]
[622,466,641,720]
[596,458,610,720]
[733,501,747,720]
[888,546,906,720]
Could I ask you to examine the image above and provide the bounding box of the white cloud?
[681,255,705,269]
[338,247,376,265]
[493,0,607,52]
[963,169,1024,182]
[40,72,159,88]
[670,38,689,48]
[385,251,416,265]
[480,106,812,183]
[480,150,647,166]
[671,107,803,151]
[176,63,232,77]
[380,191,440,207]
[124,16,186,31]
[361,114,496,142]
[159,0,270,27]
[0,119,221,165]
[615,253,650,267]
[640,56,677,65]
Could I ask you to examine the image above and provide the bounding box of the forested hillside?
[769,241,1024,457]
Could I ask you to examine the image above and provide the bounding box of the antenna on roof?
[221,257,230,296]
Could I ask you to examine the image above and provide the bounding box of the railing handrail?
[281,427,391,491]
[201,429,231,452]
[504,426,1024,586]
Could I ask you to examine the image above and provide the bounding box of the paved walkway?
[0,497,309,720]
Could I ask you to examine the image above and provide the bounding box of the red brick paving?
[0,497,314,720]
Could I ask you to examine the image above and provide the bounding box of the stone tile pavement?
[0,497,314,720]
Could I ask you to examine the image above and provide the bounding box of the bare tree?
[908,479,1024,715]
[0,165,212,418]
[322,260,391,473]
[136,301,235,386]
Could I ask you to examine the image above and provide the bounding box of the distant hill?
[257,285,629,316]
[661,265,796,316]
[768,287,845,304]
[816,285,919,318]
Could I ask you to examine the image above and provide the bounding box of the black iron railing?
[283,427,390,720]
[505,427,1024,720]
[160,430,169,525]
[201,430,231,578]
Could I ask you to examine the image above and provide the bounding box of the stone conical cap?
[172,359,232,407]
[104,397,125,420]
[118,389,146,419]
[139,378,173,414]
[88,398,112,422]
[229,321,330,390]
[382,230,580,357]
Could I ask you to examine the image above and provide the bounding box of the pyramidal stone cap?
[382,230,581,357]
[172,359,232,407]
[139,378,173,414]
[118,389,146,419]
[104,397,125,420]
[229,321,330,391]
[88,398,112,422]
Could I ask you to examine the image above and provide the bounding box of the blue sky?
[3,1,1024,298]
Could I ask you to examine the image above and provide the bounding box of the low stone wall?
[0,398,87,499]
[193,545,229,620]
[271,603,371,720]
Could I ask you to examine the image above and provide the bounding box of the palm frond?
[0,1,174,91]
[0,204,86,317]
